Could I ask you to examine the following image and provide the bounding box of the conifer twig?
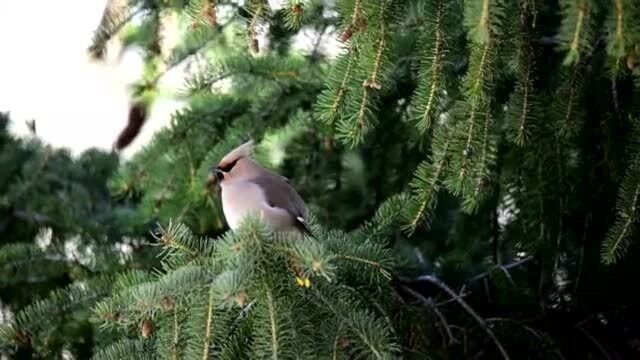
[265,288,280,358]
[172,305,180,360]
[342,0,363,42]
[329,53,356,122]
[409,0,455,129]
[202,285,215,360]
[205,0,217,27]
[248,1,264,53]
[569,2,586,56]
[331,321,343,360]
[336,254,391,279]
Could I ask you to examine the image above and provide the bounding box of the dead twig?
[407,274,511,360]
[400,284,456,345]
[486,318,566,360]
[575,324,612,360]
[435,291,469,307]
[468,256,533,283]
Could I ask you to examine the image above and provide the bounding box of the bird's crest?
[219,139,255,168]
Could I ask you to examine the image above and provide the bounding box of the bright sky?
[0,0,182,158]
[0,1,340,158]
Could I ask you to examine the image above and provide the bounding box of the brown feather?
[248,173,312,237]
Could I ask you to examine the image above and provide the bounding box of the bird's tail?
[295,216,315,238]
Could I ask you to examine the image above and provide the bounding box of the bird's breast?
[220,181,267,229]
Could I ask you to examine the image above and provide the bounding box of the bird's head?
[207,139,255,189]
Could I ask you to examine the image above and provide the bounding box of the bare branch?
[468,256,533,283]
[400,284,456,345]
[407,275,510,360]
[486,318,566,360]
[575,324,612,360]
[435,291,469,307]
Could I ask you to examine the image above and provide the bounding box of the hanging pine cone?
[205,0,217,27]
[235,291,248,307]
[162,296,176,311]
[357,16,367,31]
[341,26,353,42]
[114,101,148,151]
[628,52,637,71]
[141,319,153,338]
[251,37,260,53]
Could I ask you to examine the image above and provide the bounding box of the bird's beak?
[213,166,225,180]
[206,166,224,192]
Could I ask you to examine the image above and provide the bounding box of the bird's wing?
[248,174,312,236]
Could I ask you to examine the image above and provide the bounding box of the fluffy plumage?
[213,140,312,236]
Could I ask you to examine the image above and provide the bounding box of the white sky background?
[0,0,182,158]
[0,0,341,158]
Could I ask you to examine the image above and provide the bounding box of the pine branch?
[322,229,395,282]
[552,62,585,138]
[336,0,393,148]
[201,285,215,360]
[464,0,504,44]
[90,3,145,59]
[273,233,337,282]
[443,4,498,200]
[2,273,118,348]
[185,54,306,94]
[505,0,540,146]
[266,287,280,358]
[340,0,366,42]
[409,0,456,133]
[92,266,209,329]
[462,108,497,213]
[355,193,409,242]
[251,282,299,359]
[602,119,640,264]
[315,285,400,359]
[247,0,269,53]
[331,321,345,360]
[0,243,67,286]
[282,0,311,30]
[151,220,215,259]
[605,0,640,76]
[404,122,452,233]
[93,339,150,360]
[557,0,593,66]
[185,0,218,29]
[315,49,359,125]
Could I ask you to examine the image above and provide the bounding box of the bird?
[209,139,312,237]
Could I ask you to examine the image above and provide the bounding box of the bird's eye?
[218,159,239,172]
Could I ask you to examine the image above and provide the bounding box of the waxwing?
[209,139,312,236]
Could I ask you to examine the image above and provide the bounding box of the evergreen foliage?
[0,113,156,358]
[89,217,402,359]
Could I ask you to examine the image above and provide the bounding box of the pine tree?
[4,0,640,358]
[0,113,159,358]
